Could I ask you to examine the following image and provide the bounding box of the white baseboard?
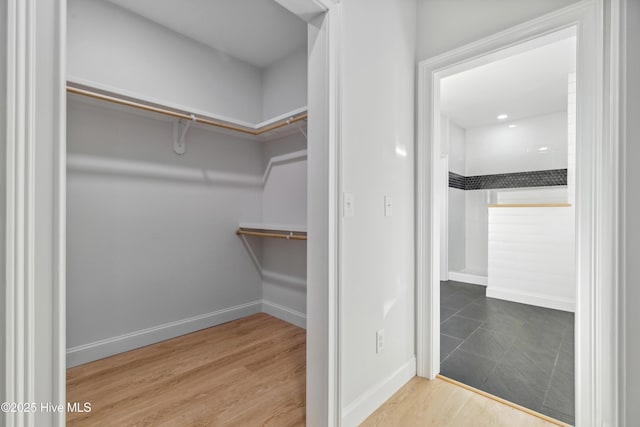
[448,271,488,286]
[487,287,575,312]
[262,300,306,329]
[341,356,416,427]
[66,300,262,368]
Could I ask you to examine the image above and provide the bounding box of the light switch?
[343,192,355,217]
[384,196,392,217]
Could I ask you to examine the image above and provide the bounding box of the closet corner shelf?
[67,85,307,137]
[236,223,307,241]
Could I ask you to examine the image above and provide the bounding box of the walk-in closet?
[65,1,311,424]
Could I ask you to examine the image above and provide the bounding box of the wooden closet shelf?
[67,85,307,136]
[236,228,307,241]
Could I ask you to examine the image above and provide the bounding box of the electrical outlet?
[376,329,384,353]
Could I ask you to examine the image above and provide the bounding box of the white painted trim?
[66,301,262,368]
[66,298,307,369]
[54,0,68,417]
[4,0,67,425]
[329,6,343,425]
[303,3,343,425]
[486,287,575,312]
[341,357,416,427]
[616,0,627,424]
[262,300,307,329]
[602,0,622,424]
[4,2,35,423]
[448,271,488,286]
[440,155,449,281]
[417,1,618,426]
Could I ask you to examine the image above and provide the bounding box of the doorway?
[0,0,341,425]
[61,0,337,424]
[416,3,618,427]
[436,30,577,423]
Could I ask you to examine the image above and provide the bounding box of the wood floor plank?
[362,377,560,427]
[67,313,306,426]
[69,315,558,426]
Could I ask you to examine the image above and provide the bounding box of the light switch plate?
[384,196,392,217]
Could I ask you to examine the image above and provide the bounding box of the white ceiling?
[440,36,576,129]
[106,0,307,68]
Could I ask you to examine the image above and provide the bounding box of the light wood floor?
[67,313,306,426]
[69,314,562,427]
[362,376,562,427]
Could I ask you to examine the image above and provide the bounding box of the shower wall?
[444,119,466,273]
[445,112,569,282]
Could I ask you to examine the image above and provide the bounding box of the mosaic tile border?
[449,169,567,190]
[448,172,466,190]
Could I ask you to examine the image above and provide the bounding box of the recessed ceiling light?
[538,147,549,152]
[497,114,508,120]
[508,124,517,128]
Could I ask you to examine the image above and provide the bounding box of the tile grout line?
[541,325,573,417]
[478,322,521,393]
[440,288,486,364]
[442,308,487,363]
[542,327,575,407]
[440,336,466,364]
[441,281,574,424]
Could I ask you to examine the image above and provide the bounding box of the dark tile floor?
[440,280,575,425]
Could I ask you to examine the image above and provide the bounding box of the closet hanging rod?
[67,86,308,136]
[236,229,307,241]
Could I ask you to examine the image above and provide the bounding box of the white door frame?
[2,1,343,426]
[304,1,343,425]
[439,154,449,282]
[416,1,620,426]
[3,0,67,425]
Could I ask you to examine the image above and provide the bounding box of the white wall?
[488,206,575,311]
[464,190,489,276]
[448,120,465,174]
[496,187,568,204]
[445,120,466,272]
[465,112,568,176]
[261,133,308,325]
[66,98,265,366]
[262,133,308,227]
[623,1,640,423]
[67,0,263,123]
[448,189,465,272]
[262,47,308,120]
[340,0,416,424]
[417,0,579,60]
[459,113,568,278]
